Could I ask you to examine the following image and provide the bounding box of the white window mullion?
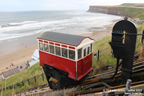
[75,49,78,61]
[67,46,69,59]
[54,42,55,54]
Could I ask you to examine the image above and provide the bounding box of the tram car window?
[78,48,82,60]
[55,46,61,56]
[44,43,49,52]
[50,45,54,54]
[87,46,90,55]
[84,48,86,57]
[39,42,43,51]
[69,50,75,60]
[62,48,67,58]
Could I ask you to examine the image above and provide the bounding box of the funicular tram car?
[37,32,95,89]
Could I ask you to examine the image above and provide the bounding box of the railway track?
[66,80,144,96]
[16,60,144,96]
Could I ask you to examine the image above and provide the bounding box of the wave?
[1,21,38,28]
[0,18,77,33]
[0,26,66,41]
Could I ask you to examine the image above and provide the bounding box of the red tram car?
[37,32,95,89]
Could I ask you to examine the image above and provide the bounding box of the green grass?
[120,3,144,7]
[0,63,48,96]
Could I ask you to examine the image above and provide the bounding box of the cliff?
[88,6,144,19]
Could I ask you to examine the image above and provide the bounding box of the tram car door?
[83,44,92,74]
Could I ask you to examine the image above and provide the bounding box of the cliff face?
[87,6,144,19]
[88,6,122,16]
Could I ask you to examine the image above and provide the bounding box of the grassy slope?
[114,7,144,19]
[120,3,144,7]
[0,63,48,95]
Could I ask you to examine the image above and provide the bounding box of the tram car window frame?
[69,49,75,60]
[39,42,43,51]
[49,45,54,54]
[44,43,49,52]
[55,46,61,56]
[62,48,68,58]
[78,48,82,60]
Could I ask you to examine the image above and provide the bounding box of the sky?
[0,0,144,12]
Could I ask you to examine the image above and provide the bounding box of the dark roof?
[38,32,86,46]
[3,68,20,78]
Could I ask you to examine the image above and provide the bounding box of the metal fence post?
[27,79,30,85]
[41,73,44,81]
[33,76,36,83]
[141,30,144,44]
[97,50,100,62]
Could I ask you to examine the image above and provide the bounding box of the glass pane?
[87,47,90,55]
[90,44,92,52]
[84,48,86,57]
[62,48,67,58]
[55,46,61,56]
[78,49,82,59]
[69,50,75,60]
[50,45,54,54]
[39,42,43,51]
[44,44,49,52]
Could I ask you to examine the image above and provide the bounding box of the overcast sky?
[0,0,144,12]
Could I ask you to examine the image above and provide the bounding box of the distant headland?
[88,3,144,19]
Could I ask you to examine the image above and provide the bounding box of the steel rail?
[66,80,144,96]
[87,60,144,79]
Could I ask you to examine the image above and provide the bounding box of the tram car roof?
[38,32,95,47]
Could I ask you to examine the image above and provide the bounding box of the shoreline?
[79,22,115,40]
[0,20,118,71]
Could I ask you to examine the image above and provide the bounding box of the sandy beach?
[0,23,115,71]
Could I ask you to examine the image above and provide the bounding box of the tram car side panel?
[77,52,93,80]
[77,59,83,79]
[82,53,93,74]
[39,50,76,80]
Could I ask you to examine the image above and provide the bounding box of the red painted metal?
[39,40,43,42]
[69,46,75,50]
[39,51,76,79]
[83,53,93,74]
[55,43,60,46]
[49,42,54,45]
[44,41,48,43]
[62,45,67,48]
[77,68,93,81]
[77,53,93,80]
[39,50,93,80]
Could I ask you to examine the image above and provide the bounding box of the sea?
[0,11,122,56]
[0,11,122,41]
